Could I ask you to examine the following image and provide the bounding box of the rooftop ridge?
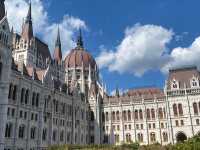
[169,66,197,72]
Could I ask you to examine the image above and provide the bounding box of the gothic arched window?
[150,132,156,142]
[173,104,178,116]
[20,88,25,104]
[25,89,29,105]
[193,102,198,115]
[12,85,17,101]
[137,133,143,142]
[128,110,131,121]
[158,108,163,119]
[30,127,36,139]
[178,103,183,116]
[105,112,109,121]
[18,125,25,139]
[139,109,143,120]
[116,111,120,121]
[112,111,115,121]
[134,110,138,120]
[5,123,12,138]
[147,109,151,120]
[102,112,105,122]
[123,110,127,121]
[151,109,155,119]
[163,132,168,142]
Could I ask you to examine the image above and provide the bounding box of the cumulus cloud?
[162,37,200,73]
[96,24,173,76]
[5,0,86,56]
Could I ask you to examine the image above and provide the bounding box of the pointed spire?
[21,1,33,40]
[26,1,32,23]
[115,85,120,97]
[76,28,84,48]
[53,27,62,64]
[55,27,61,47]
[0,0,5,21]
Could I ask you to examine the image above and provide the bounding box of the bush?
[48,135,200,150]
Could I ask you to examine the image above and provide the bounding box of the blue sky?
[5,0,200,94]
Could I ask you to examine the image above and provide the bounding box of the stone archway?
[176,132,187,142]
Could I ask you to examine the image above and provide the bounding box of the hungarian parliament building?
[0,1,200,150]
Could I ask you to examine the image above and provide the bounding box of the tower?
[0,0,12,149]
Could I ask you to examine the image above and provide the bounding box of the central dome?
[65,30,96,69]
[64,47,96,69]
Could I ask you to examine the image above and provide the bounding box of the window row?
[102,107,166,122]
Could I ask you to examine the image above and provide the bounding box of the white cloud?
[5,0,87,56]
[162,37,200,73]
[110,88,128,96]
[96,24,173,76]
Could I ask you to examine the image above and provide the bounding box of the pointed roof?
[53,27,62,64]
[76,29,84,48]
[0,0,5,21]
[21,1,33,40]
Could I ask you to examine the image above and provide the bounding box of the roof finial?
[77,28,84,48]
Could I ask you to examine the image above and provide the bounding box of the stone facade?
[0,1,200,150]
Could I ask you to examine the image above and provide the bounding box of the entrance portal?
[176,132,187,142]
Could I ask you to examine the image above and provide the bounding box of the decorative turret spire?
[53,27,62,64]
[115,86,120,97]
[26,1,32,23]
[0,0,5,21]
[76,28,84,48]
[21,1,33,40]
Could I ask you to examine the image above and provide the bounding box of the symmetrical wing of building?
[0,1,200,150]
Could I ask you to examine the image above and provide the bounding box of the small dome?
[64,47,96,69]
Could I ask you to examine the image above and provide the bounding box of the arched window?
[18,125,25,138]
[115,134,120,143]
[193,102,198,115]
[42,128,47,141]
[30,127,36,139]
[20,88,25,104]
[32,92,36,106]
[123,110,127,121]
[53,130,57,142]
[151,109,155,119]
[5,123,12,138]
[163,108,166,118]
[158,108,163,119]
[147,109,151,120]
[173,104,178,116]
[36,93,40,107]
[105,112,109,121]
[112,111,115,121]
[8,84,13,99]
[12,85,17,100]
[134,110,138,120]
[126,133,131,143]
[163,132,168,142]
[150,132,156,142]
[25,89,29,105]
[102,112,105,122]
[137,133,143,142]
[60,130,64,142]
[90,111,94,121]
[128,110,131,121]
[178,103,183,116]
[139,109,143,120]
[116,111,120,121]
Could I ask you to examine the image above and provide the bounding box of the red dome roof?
[64,47,96,69]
